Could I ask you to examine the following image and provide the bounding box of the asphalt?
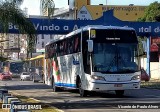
[1,78,160,112]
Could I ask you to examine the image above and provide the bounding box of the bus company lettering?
[72,55,79,65]
[106,38,120,40]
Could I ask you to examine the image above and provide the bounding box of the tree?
[137,2,160,56]
[139,1,160,22]
[0,0,36,58]
[7,0,24,6]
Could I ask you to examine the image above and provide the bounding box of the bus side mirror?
[87,40,93,52]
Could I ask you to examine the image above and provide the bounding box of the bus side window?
[74,36,80,53]
[83,42,91,74]
[63,40,67,55]
[59,41,63,56]
[68,38,73,54]
[56,43,60,56]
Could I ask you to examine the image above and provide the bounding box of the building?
[0,34,8,58]
[0,34,28,60]
[36,1,75,57]
[0,8,29,60]
[74,0,146,21]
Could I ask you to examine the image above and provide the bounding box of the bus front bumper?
[87,81,140,91]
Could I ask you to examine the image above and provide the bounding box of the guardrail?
[0,89,30,112]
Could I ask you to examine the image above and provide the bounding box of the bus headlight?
[131,75,140,80]
[91,75,106,81]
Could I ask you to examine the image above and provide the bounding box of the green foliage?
[0,0,36,58]
[137,2,160,57]
[138,1,160,22]
[138,37,147,56]
[0,56,8,61]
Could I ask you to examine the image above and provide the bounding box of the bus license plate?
[114,84,122,87]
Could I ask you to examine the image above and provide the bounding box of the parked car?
[141,68,150,82]
[20,72,31,81]
[0,72,12,80]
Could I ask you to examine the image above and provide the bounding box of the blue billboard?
[4,10,160,37]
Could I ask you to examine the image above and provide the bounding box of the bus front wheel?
[79,80,87,97]
[115,90,124,96]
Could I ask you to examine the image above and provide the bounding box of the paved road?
[1,78,160,112]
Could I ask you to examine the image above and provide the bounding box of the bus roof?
[30,54,45,61]
[46,25,135,46]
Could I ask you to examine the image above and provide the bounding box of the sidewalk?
[0,90,63,112]
[141,79,160,89]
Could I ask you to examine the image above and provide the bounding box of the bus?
[28,55,45,82]
[3,60,24,77]
[29,55,45,68]
[45,25,141,97]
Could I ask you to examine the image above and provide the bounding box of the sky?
[20,0,160,15]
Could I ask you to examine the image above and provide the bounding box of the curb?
[9,91,64,112]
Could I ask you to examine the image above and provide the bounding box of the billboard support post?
[146,36,151,77]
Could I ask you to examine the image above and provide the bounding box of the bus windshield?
[92,43,140,73]
[10,62,24,73]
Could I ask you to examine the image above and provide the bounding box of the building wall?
[141,57,160,79]
[0,34,8,57]
[36,34,52,53]
[8,34,28,60]
[0,34,28,60]
[75,0,146,21]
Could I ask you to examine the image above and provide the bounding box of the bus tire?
[79,80,87,97]
[115,90,124,96]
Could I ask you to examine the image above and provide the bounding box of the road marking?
[29,98,41,102]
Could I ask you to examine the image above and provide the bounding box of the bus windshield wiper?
[119,69,136,73]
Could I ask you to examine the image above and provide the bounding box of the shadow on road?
[1,84,52,90]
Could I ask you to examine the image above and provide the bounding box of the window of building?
[150,52,159,62]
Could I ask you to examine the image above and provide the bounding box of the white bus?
[44,25,141,97]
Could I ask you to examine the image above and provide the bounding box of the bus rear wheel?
[115,90,124,96]
[79,80,87,97]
